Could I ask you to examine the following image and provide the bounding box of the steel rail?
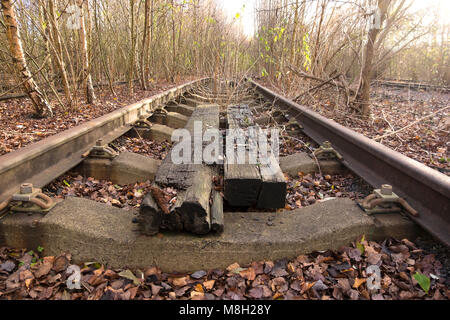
[0,78,209,203]
[250,79,450,246]
[373,80,450,93]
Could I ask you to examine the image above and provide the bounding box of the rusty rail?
[249,79,450,247]
[373,79,450,93]
[0,78,209,203]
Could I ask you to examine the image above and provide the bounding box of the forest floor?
[0,237,448,300]
[2,78,447,176]
[0,77,197,156]
[1,78,449,300]
[264,80,449,176]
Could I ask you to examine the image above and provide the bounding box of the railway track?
[0,78,208,204]
[0,78,449,249]
[373,79,450,93]
[249,80,450,247]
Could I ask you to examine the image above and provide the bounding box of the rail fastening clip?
[360,184,419,217]
[313,141,343,161]
[85,139,119,159]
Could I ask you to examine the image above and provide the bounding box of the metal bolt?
[20,183,33,194]
[381,184,393,195]
[96,139,103,146]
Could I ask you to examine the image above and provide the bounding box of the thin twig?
[380,109,404,142]
[374,105,450,141]
[294,74,342,101]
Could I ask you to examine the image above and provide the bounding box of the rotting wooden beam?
[151,104,221,234]
[224,105,262,207]
[224,104,286,209]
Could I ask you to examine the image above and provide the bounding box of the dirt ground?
[281,81,449,176]
[0,78,196,156]
[0,237,448,300]
[1,79,448,301]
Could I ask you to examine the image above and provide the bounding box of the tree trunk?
[312,0,326,75]
[357,0,390,117]
[170,0,176,83]
[289,0,299,67]
[48,0,72,105]
[78,0,95,104]
[128,0,136,93]
[140,0,150,90]
[148,0,154,82]
[93,0,116,96]
[38,2,55,87]
[1,0,53,117]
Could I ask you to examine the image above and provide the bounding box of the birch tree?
[1,0,53,117]
[357,0,390,116]
[78,0,96,103]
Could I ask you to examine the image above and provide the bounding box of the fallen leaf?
[194,283,204,293]
[413,272,430,294]
[191,270,207,279]
[203,280,215,290]
[190,290,205,299]
[240,268,256,281]
[0,261,16,272]
[313,280,328,291]
[248,287,263,299]
[150,283,162,296]
[118,270,141,286]
[94,265,104,276]
[52,254,70,272]
[213,288,224,297]
[347,289,359,300]
[226,262,241,272]
[353,278,366,289]
[34,262,53,278]
[25,278,33,289]
[367,252,382,265]
[171,276,188,287]
[300,282,315,294]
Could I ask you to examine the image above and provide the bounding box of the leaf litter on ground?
[0,237,448,300]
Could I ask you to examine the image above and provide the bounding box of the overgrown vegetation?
[1,0,448,116]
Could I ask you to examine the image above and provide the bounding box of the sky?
[217,0,450,38]
[218,0,256,37]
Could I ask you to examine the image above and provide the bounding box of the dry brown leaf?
[300,282,315,294]
[203,280,215,290]
[240,267,256,281]
[171,276,188,287]
[194,283,204,293]
[353,278,366,289]
[190,290,205,299]
[25,278,33,290]
[52,254,70,272]
[94,265,104,276]
[226,262,240,272]
[273,292,283,299]
[34,262,53,278]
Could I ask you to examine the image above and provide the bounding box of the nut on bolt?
[381,184,393,195]
[20,183,33,194]
[322,141,332,148]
